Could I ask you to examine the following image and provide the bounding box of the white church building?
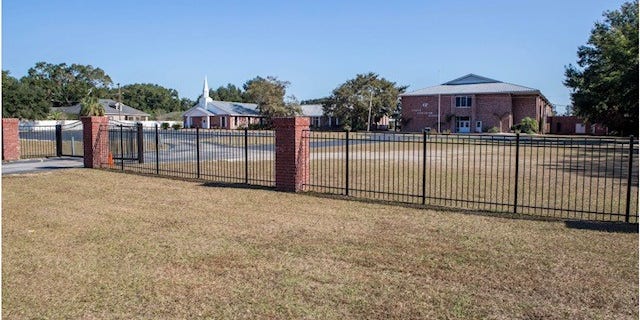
[182,77,263,129]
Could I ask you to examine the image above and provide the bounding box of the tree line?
[3,0,636,135]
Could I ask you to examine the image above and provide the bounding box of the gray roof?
[54,99,150,116]
[300,104,324,117]
[401,74,540,97]
[202,100,260,116]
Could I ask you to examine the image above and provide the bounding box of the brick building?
[400,74,553,133]
[547,116,608,135]
[183,77,263,129]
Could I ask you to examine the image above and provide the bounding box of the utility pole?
[367,88,373,132]
[117,83,122,120]
[438,94,441,133]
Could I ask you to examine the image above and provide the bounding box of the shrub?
[441,129,451,134]
[161,122,170,130]
[518,117,539,134]
[488,126,500,133]
[172,123,182,130]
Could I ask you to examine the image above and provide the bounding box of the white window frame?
[455,96,472,108]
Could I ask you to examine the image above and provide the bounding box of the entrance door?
[456,117,470,133]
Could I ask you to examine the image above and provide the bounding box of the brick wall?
[2,118,20,161]
[81,116,109,168]
[273,117,310,192]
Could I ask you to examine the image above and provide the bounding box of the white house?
[182,77,263,129]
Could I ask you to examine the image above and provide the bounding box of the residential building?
[182,77,263,129]
[400,74,553,133]
[54,99,150,121]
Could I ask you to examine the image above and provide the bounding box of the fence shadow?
[200,181,275,191]
[302,191,570,223]
[564,220,638,233]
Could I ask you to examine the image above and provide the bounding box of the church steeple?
[199,76,213,107]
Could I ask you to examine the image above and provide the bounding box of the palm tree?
[79,96,105,116]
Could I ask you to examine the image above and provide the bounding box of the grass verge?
[2,169,638,319]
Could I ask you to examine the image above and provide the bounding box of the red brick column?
[273,117,310,192]
[81,116,109,168]
[2,118,20,161]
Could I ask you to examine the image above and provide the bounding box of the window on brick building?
[455,96,472,108]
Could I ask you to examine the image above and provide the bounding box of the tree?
[209,83,247,102]
[117,83,184,115]
[25,62,113,108]
[323,73,407,131]
[564,1,638,135]
[243,76,300,122]
[79,96,105,116]
[2,70,50,119]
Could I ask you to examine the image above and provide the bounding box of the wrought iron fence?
[105,124,275,187]
[304,131,639,223]
[18,123,84,159]
[19,125,57,158]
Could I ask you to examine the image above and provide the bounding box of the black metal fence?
[304,131,639,223]
[18,123,83,159]
[105,125,275,187]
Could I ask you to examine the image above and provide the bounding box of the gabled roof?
[54,99,150,116]
[300,104,324,117]
[401,74,541,97]
[184,100,261,116]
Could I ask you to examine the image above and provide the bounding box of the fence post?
[513,133,520,214]
[137,123,144,164]
[155,124,159,175]
[120,124,124,171]
[273,117,310,192]
[196,127,201,179]
[244,128,249,184]
[422,130,427,205]
[345,130,350,196]
[80,116,109,168]
[55,124,62,157]
[625,135,634,223]
[2,118,20,161]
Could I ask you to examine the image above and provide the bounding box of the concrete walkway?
[2,157,84,175]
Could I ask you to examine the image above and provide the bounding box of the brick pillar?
[273,117,310,192]
[81,116,109,168]
[2,118,20,161]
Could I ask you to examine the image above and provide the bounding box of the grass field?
[2,169,638,319]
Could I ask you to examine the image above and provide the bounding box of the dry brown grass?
[2,169,638,319]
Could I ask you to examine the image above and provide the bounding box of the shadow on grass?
[200,181,275,191]
[564,220,638,233]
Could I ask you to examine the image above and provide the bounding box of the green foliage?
[2,70,50,119]
[564,1,638,135]
[243,76,300,122]
[47,110,67,120]
[25,62,112,108]
[161,122,171,130]
[512,117,539,134]
[487,126,500,133]
[79,96,105,116]
[323,73,407,131]
[209,84,248,102]
[172,123,182,130]
[117,83,186,115]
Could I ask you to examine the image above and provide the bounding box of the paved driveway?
[2,157,84,175]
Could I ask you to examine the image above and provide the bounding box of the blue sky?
[2,0,627,114]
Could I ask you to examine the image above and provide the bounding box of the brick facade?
[81,116,110,168]
[2,118,20,161]
[401,93,552,133]
[548,116,608,135]
[273,117,310,192]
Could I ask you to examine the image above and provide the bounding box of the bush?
[161,122,170,130]
[172,123,182,130]
[441,129,451,135]
[79,96,105,116]
[514,117,539,134]
[488,126,500,133]
[248,123,266,130]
